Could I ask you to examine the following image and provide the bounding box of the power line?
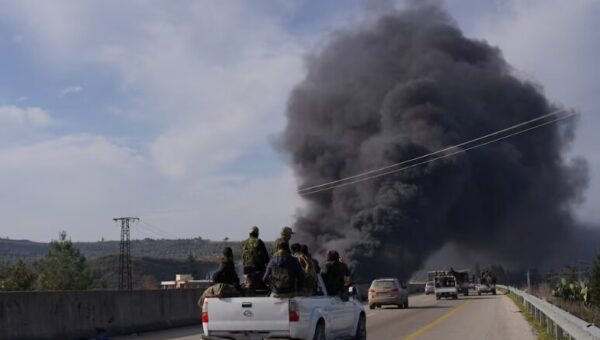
[298,111,577,196]
[138,207,200,219]
[139,219,177,239]
[134,225,162,240]
[141,220,175,239]
[300,113,574,195]
[298,109,568,194]
[137,222,168,239]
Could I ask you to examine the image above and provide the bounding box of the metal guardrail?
[498,285,600,339]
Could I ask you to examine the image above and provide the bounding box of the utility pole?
[114,217,139,290]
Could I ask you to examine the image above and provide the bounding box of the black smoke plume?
[280,3,587,281]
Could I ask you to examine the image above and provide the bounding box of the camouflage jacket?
[241,236,270,270]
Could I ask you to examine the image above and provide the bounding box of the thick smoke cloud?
[280,3,587,281]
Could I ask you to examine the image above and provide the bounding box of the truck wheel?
[369,304,374,310]
[436,294,440,300]
[313,321,326,340]
[493,290,496,295]
[453,295,458,300]
[354,314,366,340]
[478,291,481,296]
[404,299,409,309]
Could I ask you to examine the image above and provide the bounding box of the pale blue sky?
[0,0,598,242]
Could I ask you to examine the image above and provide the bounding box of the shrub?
[552,277,590,306]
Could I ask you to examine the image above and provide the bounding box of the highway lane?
[366,293,536,340]
[117,292,536,339]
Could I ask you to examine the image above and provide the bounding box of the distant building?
[160,274,211,289]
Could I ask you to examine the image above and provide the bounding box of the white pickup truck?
[434,275,458,300]
[201,275,366,340]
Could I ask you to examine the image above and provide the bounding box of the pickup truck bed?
[201,276,365,340]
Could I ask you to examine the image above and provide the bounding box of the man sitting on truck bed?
[291,243,317,296]
[263,242,305,298]
[212,247,240,290]
[198,247,241,306]
[324,250,348,300]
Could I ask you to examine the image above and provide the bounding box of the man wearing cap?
[241,226,270,292]
[273,226,294,254]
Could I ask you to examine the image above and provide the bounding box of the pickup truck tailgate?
[206,297,289,331]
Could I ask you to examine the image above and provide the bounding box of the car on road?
[476,282,496,295]
[453,270,471,296]
[424,281,434,295]
[435,275,458,300]
[368,278,409,309]
[201,275,366,340]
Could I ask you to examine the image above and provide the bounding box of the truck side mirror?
[348,286,358,296]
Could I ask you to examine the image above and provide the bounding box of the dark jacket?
[324,261,346,296]
[263,250,305,294]
[212,257,240,288]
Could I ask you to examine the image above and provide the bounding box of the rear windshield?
[372,280,396,289]
[435,277,455,287]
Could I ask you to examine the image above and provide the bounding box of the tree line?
[0,236,243,263]
[0,232,92,291]
[0,232,219,291]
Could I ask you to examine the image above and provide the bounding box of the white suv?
[368,278,409,309]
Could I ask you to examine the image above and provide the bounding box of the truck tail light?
[202,300,209,323]
[391,288,399,292]
[289,311,299,322]
[289,300,299,322]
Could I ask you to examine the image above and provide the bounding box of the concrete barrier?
[0,282,428,339]
[0,286,210,340]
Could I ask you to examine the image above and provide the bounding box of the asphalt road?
[366,293,536,340]
[117,292,536,340]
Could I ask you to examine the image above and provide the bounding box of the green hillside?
[0,237,245,262]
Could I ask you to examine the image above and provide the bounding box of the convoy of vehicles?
[201,275,366,340]
[434,275,458,300]
[201,268,497,338]
[428,269,471,296]
[426,268,499,300]
[368,278,409,309]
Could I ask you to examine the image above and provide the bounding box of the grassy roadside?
[506,291,551,340]
[531,283,600,325]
